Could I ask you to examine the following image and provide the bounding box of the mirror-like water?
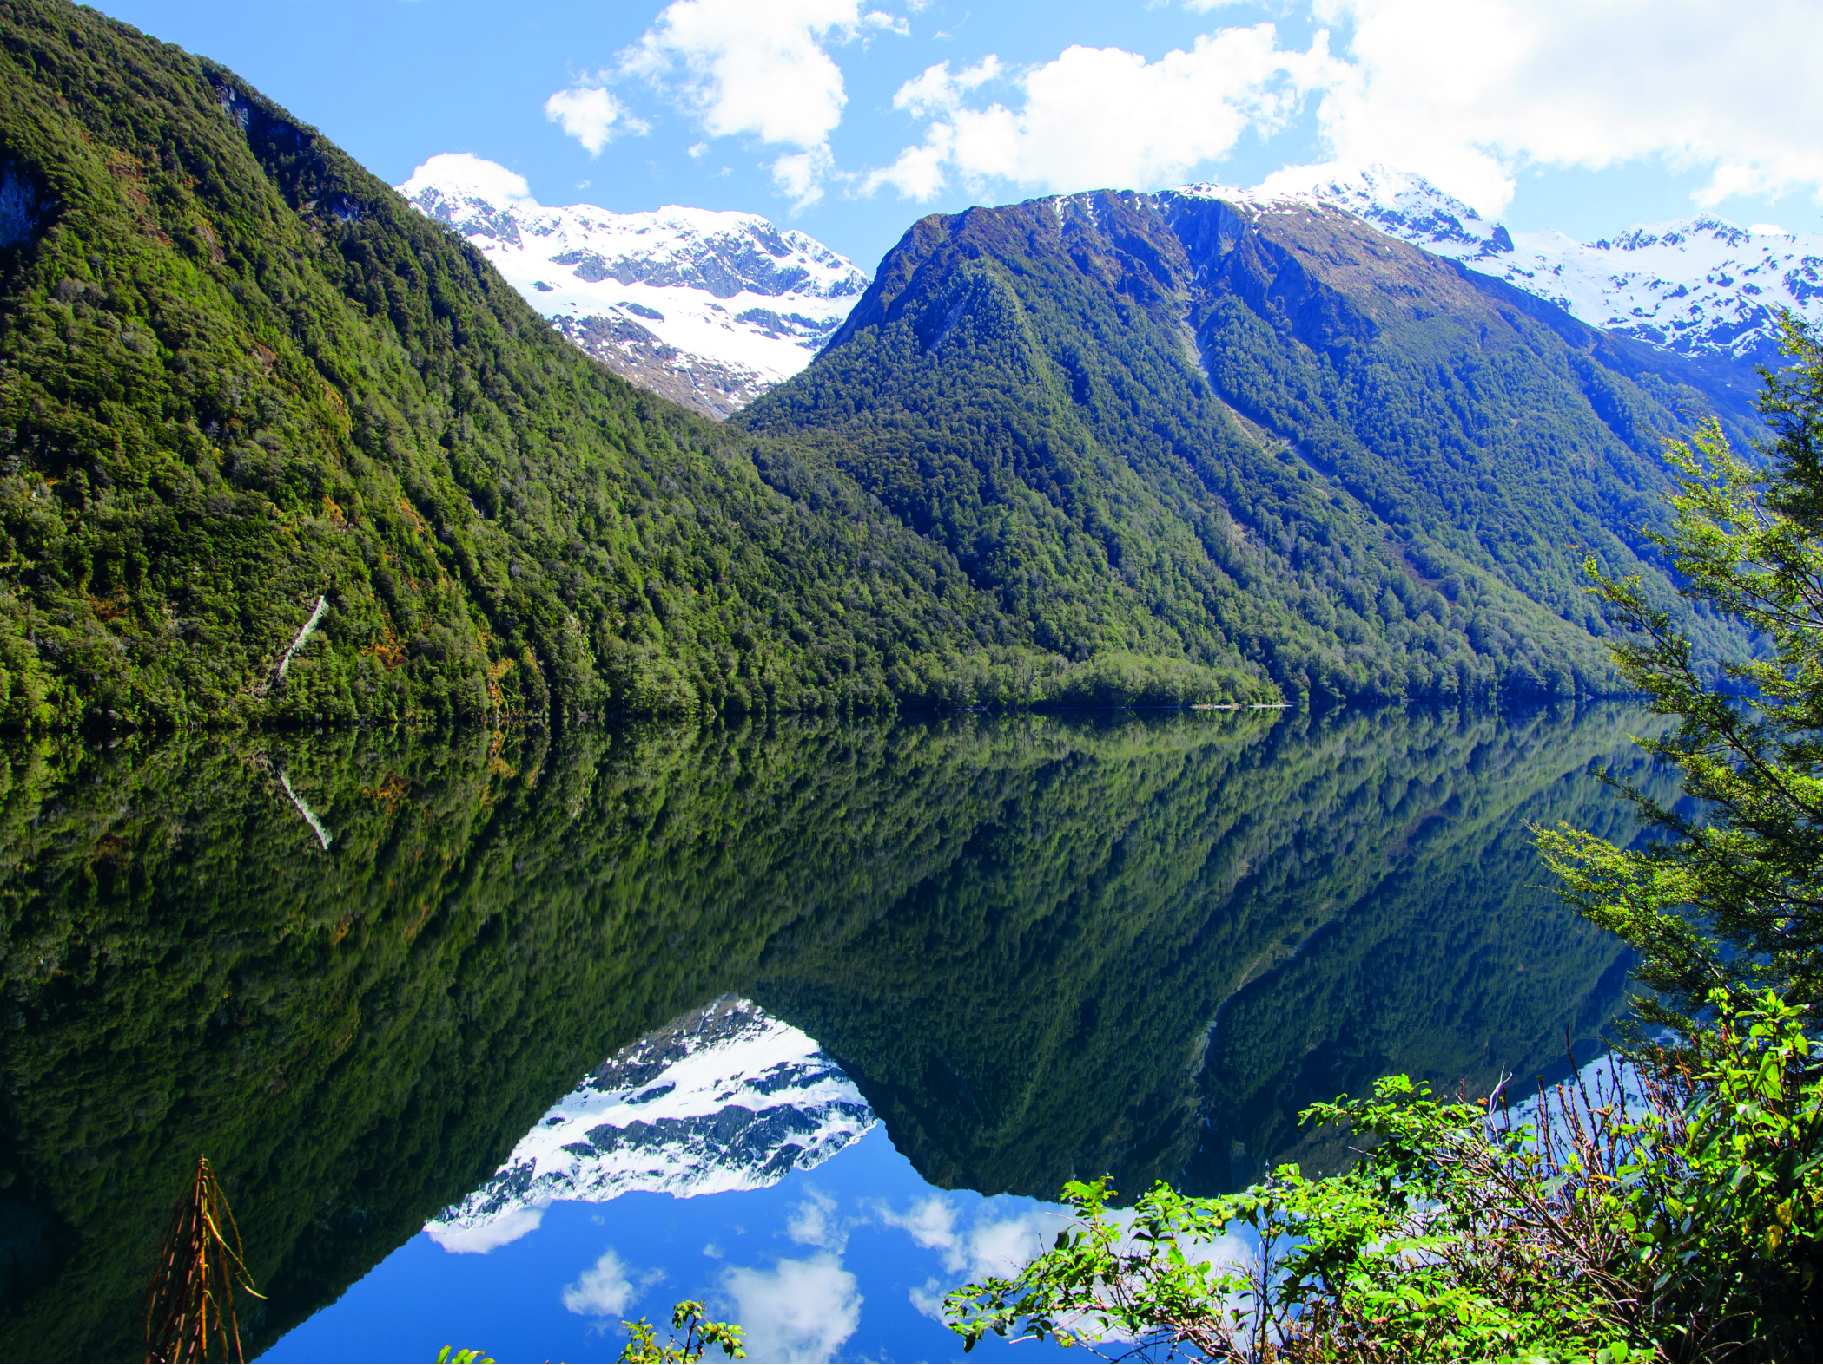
[0,706,1669,1362]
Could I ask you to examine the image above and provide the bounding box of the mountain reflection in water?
[0,706,1668,1361]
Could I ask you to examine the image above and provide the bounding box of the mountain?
[397,155,868,420]
[739,186,1757,706]
[426,997,874,1253]
[1,0,1170,728]
[1241,165,1823,368]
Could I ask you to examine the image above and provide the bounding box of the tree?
[1535,316,1823,1031]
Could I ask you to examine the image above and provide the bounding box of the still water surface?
[0,706,1669,1361]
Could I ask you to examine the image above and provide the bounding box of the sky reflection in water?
[264,1126,1086,1364]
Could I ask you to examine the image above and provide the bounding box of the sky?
[91,0,1823,271]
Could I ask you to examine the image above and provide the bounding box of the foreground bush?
[945,991,1819,1362]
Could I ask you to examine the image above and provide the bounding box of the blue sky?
[93,0,1823,271]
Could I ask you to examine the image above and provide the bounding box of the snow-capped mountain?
[1176,165,1823,364]
[397,155,868,419]
[425,997,874,1253]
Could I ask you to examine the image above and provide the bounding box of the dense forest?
[4,0,1247,729]
[0,706,1657,1358]
[743,191,1760,706]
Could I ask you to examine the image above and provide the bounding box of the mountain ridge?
[3,0,1188,727]
[427,997,874,1254]
[1187,165,1822,368]
[397,155,868,419]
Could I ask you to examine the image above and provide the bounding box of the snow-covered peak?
[1174,165,1512,254]
[424,998,874,1254]
[396,154,870,417]
[1174,165,1823,363]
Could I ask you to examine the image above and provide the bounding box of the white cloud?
[544,85,644,156]
[884,1196,1254,1338]
[621,0,851,147]
[424,1203,544,1253]
[562,1247,660,1318]
[772,147,838,208]
[617,0,907,207]
[892,56,1002,118]
[785,1190,848,1252]
[867,27,1331,198]
[1293,0,1823,216]
[400,152,531,206]
[721,1253,861,1362]
[878,1196,1074,1281]
[873,1,1823,219]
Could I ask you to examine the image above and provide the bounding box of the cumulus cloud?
[873,0,1823,218]
[1290,0,1823,215]
[878,1196,1075,1281]
[866,26,1331,198]
[721,1253,861,1362]
[562,1247,661,1318]
[545,85,645,156]
[881,1195,1252,1328]
[400,152,531,205]
[615,0,905,205]
[771,147,839,208]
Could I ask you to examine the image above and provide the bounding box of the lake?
[0,705,1669,1362]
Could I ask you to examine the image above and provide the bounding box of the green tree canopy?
[1538,317,1823,1030]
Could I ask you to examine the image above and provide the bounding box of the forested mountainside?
[4,0,1236,730]
[741,190,1758,706]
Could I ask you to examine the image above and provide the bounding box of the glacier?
[425,997,875,1254]
[396,154,868,419]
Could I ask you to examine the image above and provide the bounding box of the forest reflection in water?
[0,704,1668,1361]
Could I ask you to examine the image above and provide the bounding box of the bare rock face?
[396,155,867,420]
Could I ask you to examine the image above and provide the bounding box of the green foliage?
[945,989,1821,1362]
[1535,318,1823,1030]
[743,192,1753,708]
[0,0,1122,727]
[617,1300,745,1363]
[433,1349,493,1364]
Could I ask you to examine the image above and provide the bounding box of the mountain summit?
[742,185,1757,704]
[398,155,867,418]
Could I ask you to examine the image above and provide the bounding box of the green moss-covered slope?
[741,191,1756,705]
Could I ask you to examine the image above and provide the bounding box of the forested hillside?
[1,0,1224,728]
[742,191,1757,705]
